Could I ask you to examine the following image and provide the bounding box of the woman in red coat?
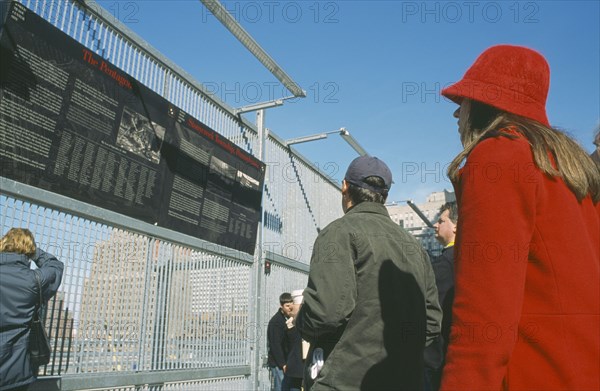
[439,45,600,390]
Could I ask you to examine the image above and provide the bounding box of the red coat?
[440,133,600,390]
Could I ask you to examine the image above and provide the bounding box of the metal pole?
[198,0,305,98]
[406,200,434,228]
[253,109,267,390]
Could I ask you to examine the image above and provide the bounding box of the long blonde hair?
[0,228,37,256]
[448,102,600,203]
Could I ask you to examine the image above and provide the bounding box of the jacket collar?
[345,201,390,217]
[278,308,290,320]
[0,252,30,266]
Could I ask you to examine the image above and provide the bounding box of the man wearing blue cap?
[297,156,442,391]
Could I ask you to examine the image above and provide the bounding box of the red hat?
[441,45,550,127]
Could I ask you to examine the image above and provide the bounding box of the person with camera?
[0,228,64,391]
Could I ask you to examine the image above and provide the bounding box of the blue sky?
[100,0,600,203]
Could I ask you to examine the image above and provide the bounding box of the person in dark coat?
[424,202,457,391]
[0,228,64,391]
[267,292,294,391]
[282,290,305,391]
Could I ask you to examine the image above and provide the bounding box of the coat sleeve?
[424,252,442,347]
[433,248,455,347]
[440,137,537,390]
[297,224,357,343]
[33,248,64,302]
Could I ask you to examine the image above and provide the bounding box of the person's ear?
[341,180,349,194]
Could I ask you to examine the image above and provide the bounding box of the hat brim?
[441,79,550,127]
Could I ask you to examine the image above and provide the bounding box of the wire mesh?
[0,195,252,379]
[3,1,346,389]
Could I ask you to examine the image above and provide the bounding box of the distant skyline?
[96,0,599,203]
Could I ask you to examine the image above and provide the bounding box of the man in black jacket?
[424,202,457,391]
[267,292,294,391]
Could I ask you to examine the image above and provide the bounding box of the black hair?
[279,292,293,305]
[439,202,458,224]
[346,176,388,205]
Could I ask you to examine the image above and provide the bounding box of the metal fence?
[1,0,343,389]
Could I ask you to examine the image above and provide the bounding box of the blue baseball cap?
[344,156,392,193]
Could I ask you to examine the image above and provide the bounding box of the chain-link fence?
[1,1,342,389]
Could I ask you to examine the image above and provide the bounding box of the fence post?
[252,109,267,390]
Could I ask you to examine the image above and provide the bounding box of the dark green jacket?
[298,202,442,391]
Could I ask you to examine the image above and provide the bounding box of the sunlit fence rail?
[1,0,342,389]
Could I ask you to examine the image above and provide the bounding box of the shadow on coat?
[361,259,426,391]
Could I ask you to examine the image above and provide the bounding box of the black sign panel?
[0,3,265,255]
